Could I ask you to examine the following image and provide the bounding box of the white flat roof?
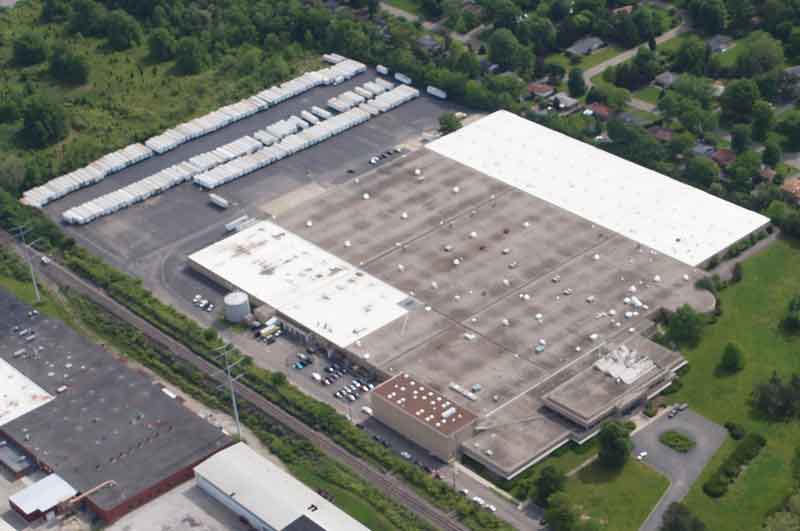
[427,110,769,266]
[194,442,371,531]
[189,220,408,349]
[9,474,76,515]
[0,358,54,426]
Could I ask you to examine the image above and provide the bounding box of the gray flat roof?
[0,289,231,513]
[190,126,726,477]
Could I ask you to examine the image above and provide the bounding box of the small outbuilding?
[566,36,606,56]
[9,474,77,522]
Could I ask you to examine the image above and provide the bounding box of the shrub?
[13,31,48,66]
[659,430,696,453]
[702,433,766,498]
[724,421,747,440]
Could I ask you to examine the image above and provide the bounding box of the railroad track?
[1,231,469,531]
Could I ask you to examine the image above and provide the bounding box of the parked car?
[400,451,412,460]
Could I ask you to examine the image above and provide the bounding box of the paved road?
[633,410,727,531]
[0,230,473,531]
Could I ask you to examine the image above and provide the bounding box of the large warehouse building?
[0,290,232,523]
[188,111,769,478]
[194,442,372,531]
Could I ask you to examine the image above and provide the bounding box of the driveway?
[633,410,728,531]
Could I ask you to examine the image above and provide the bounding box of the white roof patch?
[189,220,408,348]
[9,474,76,515]
[0,358,54,426]
[427,111,769,266]
[194,442,371,531]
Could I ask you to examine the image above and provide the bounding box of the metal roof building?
[194,442,371,531]
[8,473,77,522]
[427,110,769,267]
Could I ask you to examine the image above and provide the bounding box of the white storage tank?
[224,291,251,323]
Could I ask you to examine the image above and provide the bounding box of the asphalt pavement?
[633,409,727,531]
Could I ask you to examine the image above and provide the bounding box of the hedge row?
[703,433,766,498]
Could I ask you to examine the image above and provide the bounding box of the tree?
[438,112,462,134]
[19,97,69,149]
[488,29,521,71]
[752,100,775,141]
[720,79,760,122]
[533,466,566,507]
[784,294,800,333]
[669,131,696,159]
[728,150,761,191]
[586,84,631,111]
[720,342,745,373]
[597,421,632,470]
[684,156,718,187]
[778,110,800,150]
[148,28,176,62]
[175,37,206,75]
[544,492,578,531]
[660,502,706,531]
[667,304,704,348]
[68,0,108,38]
[672,75,714,108]
[763,140,782,167]
[673,36,708,75]
[735,32,785,78]
[751,371,800,420]
[726,0,754,31]
[49,46,90,85]
[688,0,727,35]
[731,124,751,153]
[41,0,71,22]
[13,32,48,66]
[789,28,800,60]
[106,9,142,51]
[568,68,586,97]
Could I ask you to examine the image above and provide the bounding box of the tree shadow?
[575,461,624,485]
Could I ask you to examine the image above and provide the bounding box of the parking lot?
[633,409,728,531]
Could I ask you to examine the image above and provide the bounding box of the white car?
[486,504,497,513]
[458,488,469,496]
[400,451,412,460]
[472,496,486,507]
[636,451,648,461]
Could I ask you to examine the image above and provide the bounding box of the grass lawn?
[634,85,663,105]
[290,465,398,531]
[579,46,624,70]
[565,460,669,530]
[715,39,746,70]
[382,0,422,16]
[671,238,800,530]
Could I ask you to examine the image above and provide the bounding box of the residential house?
[417,34,443,55]
[707,34,734,54]
[566,36,606,56]
[528,83,555,99]
[758,166,777,184]
[782,177,800,204]
[711,148,736,168]
[654,71,678,89]
[612,5,635,15]
[552,92,579,111]
[692,142,715,157]
[649,126,674,142]
[586,102,612,121]
[711,80,725,97]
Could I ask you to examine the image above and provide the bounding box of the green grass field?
[634,85,662,105]
[565,461,669,530]
[671,238,800,530]
[382,0,422,16]
[0,2,317,178]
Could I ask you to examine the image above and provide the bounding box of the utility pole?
[11,225,40,304]
[213,344,243,441]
